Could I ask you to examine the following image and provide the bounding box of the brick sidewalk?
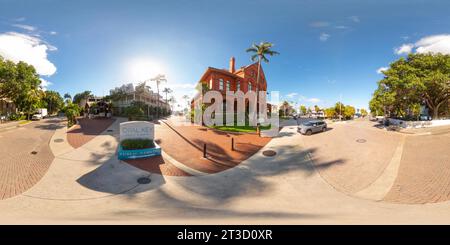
[0,119,57,199]
[67,118,116,148]
[154,121,271,174]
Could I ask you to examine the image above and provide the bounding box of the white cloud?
[39,78,52,90]
[12,24,36,32]
[335,25,349,29]
[307,98,321,103]
[286,92,298,98]
[377,67,388,74]
[415,34,450,54]
[319,33,330,42]
[13,17,26,22]
[349,16,360,23]
[310,21,330,28]
[395,43,414,55]
[50,31,57,35]
[395,34,450,55]
[0,32,57,76]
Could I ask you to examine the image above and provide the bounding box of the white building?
[109,83,170,114]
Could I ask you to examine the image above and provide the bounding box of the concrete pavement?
[0,121,450,224]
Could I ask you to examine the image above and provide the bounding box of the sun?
[127,58,165,82]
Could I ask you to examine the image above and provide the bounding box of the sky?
[1,0,450,111]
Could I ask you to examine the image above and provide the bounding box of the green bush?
[121,138,155,150]
[8,113,25,121]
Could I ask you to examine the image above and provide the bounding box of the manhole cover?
[137,177,151,184]
[54,138,64,143]
[31,151,38,155]
[356,139,367,143]
[262,150,277,157]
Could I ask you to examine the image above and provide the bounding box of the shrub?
[8,113,25,121]
[121,138,155,150]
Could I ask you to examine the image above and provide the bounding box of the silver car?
[298,120,327,135]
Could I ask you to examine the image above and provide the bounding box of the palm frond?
[251,54,259,62]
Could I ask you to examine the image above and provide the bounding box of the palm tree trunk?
[157,82,160,119]
[256,58,261,120]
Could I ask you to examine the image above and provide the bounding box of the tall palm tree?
[246,41,279,121]
[162,87,173,103]
[63,93,72,104]
[150,74,167,118]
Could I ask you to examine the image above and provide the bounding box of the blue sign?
[118,143,162,160]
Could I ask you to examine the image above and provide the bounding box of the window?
[219,79,224,90]
[226,81,230,91]
[248,83,252,91]
[237,81,241,91]
[209,79,213,89]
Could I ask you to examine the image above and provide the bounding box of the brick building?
[192,57,271,114]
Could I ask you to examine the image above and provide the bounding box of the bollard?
[231,137,234,151]
[203,143,207,158]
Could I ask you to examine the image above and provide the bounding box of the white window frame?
[219,79,224,90]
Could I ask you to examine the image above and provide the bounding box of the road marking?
[354,135,406,201]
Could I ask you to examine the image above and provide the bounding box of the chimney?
[229,56,235,73]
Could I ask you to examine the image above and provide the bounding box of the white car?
[32,113,43,120]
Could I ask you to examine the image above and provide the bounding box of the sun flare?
[127,58,165,82]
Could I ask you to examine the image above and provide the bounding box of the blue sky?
[1,0,450,111]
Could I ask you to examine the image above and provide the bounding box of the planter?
[118,142,161,160]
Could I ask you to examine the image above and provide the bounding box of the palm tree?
[246,41,279,121]
[63,93,72,104]
[150,74,167,118]
[162,87,173,103]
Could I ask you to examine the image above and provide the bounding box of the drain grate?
[107,129,114,132]
[54,138,64,143]
[262,150,277,157]
[137,177,151,184]
[356,139,367,143]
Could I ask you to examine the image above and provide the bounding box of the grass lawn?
[212,124,271,133]
[19,120,31,125]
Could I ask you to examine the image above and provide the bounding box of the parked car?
[298,120,327,135]
[32,108,48,120]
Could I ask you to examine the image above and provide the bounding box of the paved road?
[0,118,63,199]
[300,118,450,204]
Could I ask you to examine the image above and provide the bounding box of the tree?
[335,102,345,119]
[360,108,368,117]
[168,95,176,111]
[314,105,320,112]
[344,105,356,120]
[0,57,42,119]
[42,90,64,115]
[162,87,173,103]
[370,53,450,119]
[63,102,80,127]
[246,42,279,120]
[324,107,336,118]
[73,90,92,105]
[299,105,307,115]
[150,74,167,118]
[64,93,72,104]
